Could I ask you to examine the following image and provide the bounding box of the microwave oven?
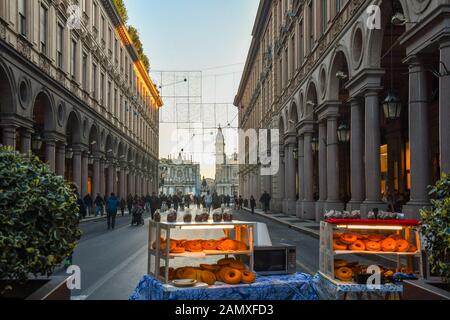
[253,245,297,275]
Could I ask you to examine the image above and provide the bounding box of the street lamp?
[382,93,402,120]
[88,153,94,165]
[337,123,351,143]
[311,136,319,153]
[31,133,43,151]
[293,148,299,160]
[65,147,74,160]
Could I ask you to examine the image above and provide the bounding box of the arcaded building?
[235,0,450,220]
[0,0,163,199]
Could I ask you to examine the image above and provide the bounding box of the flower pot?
[0,276,72,300]
[402,280,450,300]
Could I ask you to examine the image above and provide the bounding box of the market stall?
[316,218,422,300]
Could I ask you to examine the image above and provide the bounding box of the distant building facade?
[215,127,239,196]
[159,153,201,195]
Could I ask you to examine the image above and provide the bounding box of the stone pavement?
[243,207,320,239]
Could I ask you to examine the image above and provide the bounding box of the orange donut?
[235,241,248,251]
[333,239,348,251]
[202,240,217,250]
[217,257,236,266]
[349,240,366,251]
[334,259,348,268]
[241,271,256,284]
[368,234,386,242]
[408,244,418,253]
[160,240,177,252]
[335,267,353,282]
[229,260,246,270]
[186,241,203,252]
[200,270,217,285]
[366,241,382,252]
[200,264,221,272]
[396,240,410,253]
[179,267,198,280]
[221,267,242,285]
[340,234,358,245]
[217,239,238,251]
[381,238,397,252]
[171,247,186,254]
[388,234,403,241]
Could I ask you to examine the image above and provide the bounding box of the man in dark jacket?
[150,192,159,220]
[76,192,87,219]
[259,191,271,213]
[106,193,120,230]
[83,194,93,217]
[127,194,133,215]
[94,194,104,217]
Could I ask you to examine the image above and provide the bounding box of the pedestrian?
[250,195,256,215]
[259,191,271,213]
[238,195,243,210]
[150,192,159,220]
[106,193,119,230]
[204,191,213,213]
[94,193,104,217]
[76,192,87,219]
[127,194,133,215]
[225,195,231,207]
[120,198,126,216]
[145,194,151,213]
[83,193,93,217]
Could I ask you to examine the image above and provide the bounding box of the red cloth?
[324,219,421,226]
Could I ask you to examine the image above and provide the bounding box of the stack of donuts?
[161,258,256,286]
[333,259,413,282]
[333,232,417,253]
[153,237,248,254]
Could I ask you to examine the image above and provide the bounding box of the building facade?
[159,153,201,195]
[235,0,450,220]
[0,0,162,199]
[215,126,239,196]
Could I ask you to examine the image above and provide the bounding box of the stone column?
[284,134,297,215]
[302,131,315,219]
[296,134,305,217]
[72,149,82,194]
[360,90,385,216]
[2,126,17,149]
[316,121,327,219]
[92,156,100,197]
[56,143,66,177]
[324,114,344,212]
[277,149,285,212]
[404,56,431,218]
[439,38,450,174]
[81,151,89,197]
[107,161,114,196]
[45,140,57,172]
[348,98,365,211]
[21,129,32,155]
[119,165,126,198]
[100,157,106,197]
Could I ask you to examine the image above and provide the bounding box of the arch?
[278,116,285,136]
[289,100,299,130]
[0,63,15,114]
[104,134,114,157]
[32,91,56,132]
[366,0,408,68]
[88,124,100,153]
[117,141,126,161]
[305,80,318,117]
[327,49,351,100]
[66,111,81,145]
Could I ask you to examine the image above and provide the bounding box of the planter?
[402,280,450,300]
[0,276,72,300]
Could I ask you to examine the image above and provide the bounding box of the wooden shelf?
[149,249,252,258]
[334,250,420,256]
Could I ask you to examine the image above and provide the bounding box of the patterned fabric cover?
[129,273,319,301]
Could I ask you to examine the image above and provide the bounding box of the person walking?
[150,192,160,220]
[83,193,93,217]
[259,191,271,213]
[76,192,87,219]
[94,193,104,217]
[127,194,133,216]
[250,196,256,215]
[204,191,213,213]
[106,193,120,230]
[120,198,126,216]
[238,195,243,210]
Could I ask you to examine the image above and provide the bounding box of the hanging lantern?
[88,153,94,165]
[293,148,299,160]
[383,93,402,120]
[337,123,351,143]
[31,133,43,151]
[311,137,319,153]
[65,148,74,160]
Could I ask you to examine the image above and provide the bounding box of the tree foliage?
[0,147,81,293]
[113,0,128,25]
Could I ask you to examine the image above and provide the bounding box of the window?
[299,20,304,65]
[101,16,105,41]
[336,0,342,14]
[109,28,113,50]
[114,89,118,117]
[18,0,27,36]
[71,39,77,78]
[57,23,64,69]
[82,52,88,90]
[107,81,112,109]
[308,1,314,52]
[92,63,98,98]
[322,0,328,35]
[93,2,98,32]
[100,73,105,103]
[40,5,48,54]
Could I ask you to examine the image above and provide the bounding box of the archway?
[289,102,299,200]
[0,65,14,147]
[65,111,81,190]
[88,125,100,196]
[104,134,114,197]
[31,92,55,163]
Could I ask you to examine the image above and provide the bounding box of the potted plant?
[402,173,450,300]
[0,147,81,300]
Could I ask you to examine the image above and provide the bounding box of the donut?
[381,238,397,252]
[171,247,186,254]
[335,267,353,282]
[217,239,238,251]
[340,234,358,245]
[368,234,386,242]
[229,260,246,270]
[396,240,410,253]
[200,270,216,285]
[408,244,418,253]
[241,271,256,284]
[235,241,248,251]
[186,241,203,252]
[221,267,242,285]
[160,240,177,252]
[179,267,197,280]
[200,264,221,272]
[349,240,366,251]
[334,259,348,268]
[388,234,403,241]
[333,239,348,251]
[217,257,236,266]
[365,241,382,252]
[202,240,217,251]
[159,267,176,280]
[333,232,343,239]
[215,269,224,282]
[175,267,186,279]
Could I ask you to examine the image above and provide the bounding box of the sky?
[124,0,260,178]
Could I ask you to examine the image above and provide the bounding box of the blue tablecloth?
[130,273,319,300]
